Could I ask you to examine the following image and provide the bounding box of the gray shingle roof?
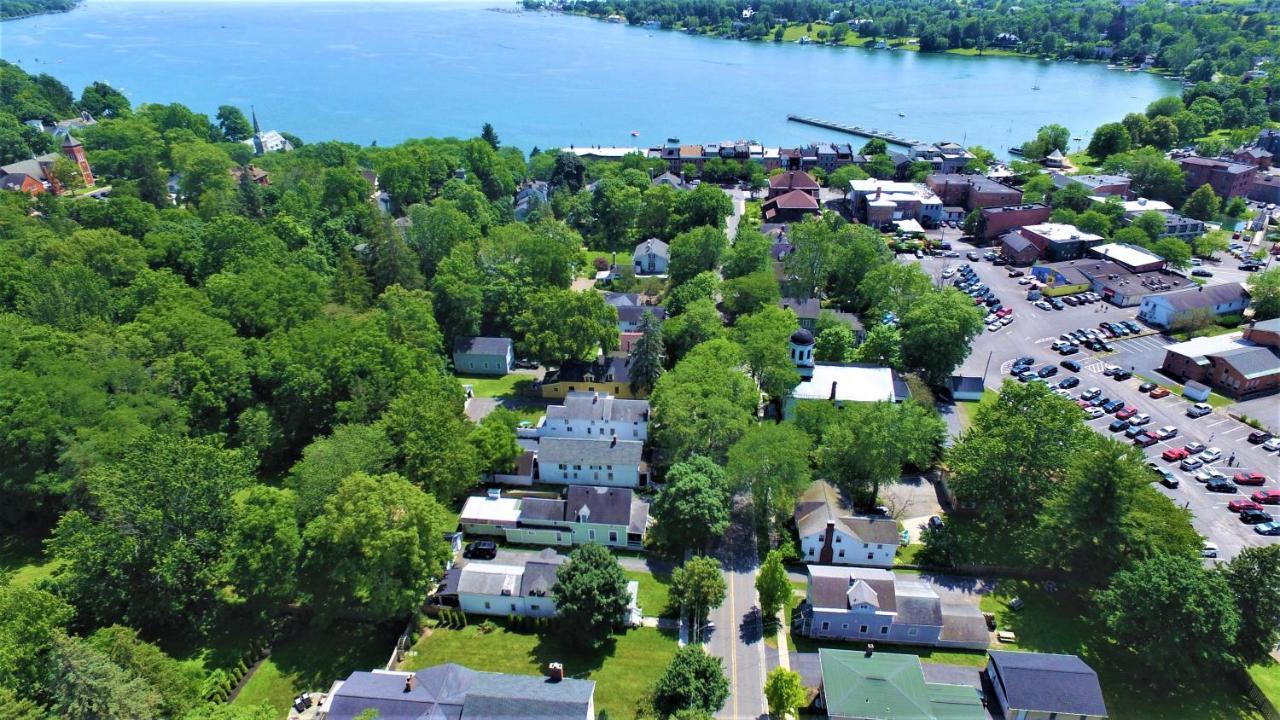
[566,485,636,526]
[453,336,514,356]
[1208,346,1280,379]
[520,559,561,597]
[616,304,667,325]
[987,651,1108,717]
[520,497,567,522]
[326,664,595,720]
[1152,282,1248,312]
[779,297,822,320]
[546,393,650,424]
[538,436,644,467]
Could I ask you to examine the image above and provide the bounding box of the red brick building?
[977,203,1052,241]
[1178,156,1257,199]
[925,174,1022,211]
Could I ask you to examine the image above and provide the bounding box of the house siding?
[799,530,895,568]
[539,462,640,488]
[458,592,557,618]
[454,347,514,375]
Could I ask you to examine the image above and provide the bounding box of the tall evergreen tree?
[629,310,665,395]
[480,122,500,149]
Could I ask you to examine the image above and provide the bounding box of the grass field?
[0,535,60,587]
[1248,661,1280,708]
[581,250,613,278]
[624,568,673,618]
[401,622,678,720]
[232,622,396,715]
[457,373,536,399]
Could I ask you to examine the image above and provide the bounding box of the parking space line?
[1207,419,1231,428]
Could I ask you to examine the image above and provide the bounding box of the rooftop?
[819,649,985,720]
[545,392,650,424]
[791,363,901,403]
[1090,242,1164,268]
[453,336,513,356]
[538,436,644,466]
[987,651,1107,718]
[1022,223,1104,244]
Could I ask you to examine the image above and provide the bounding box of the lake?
[2,1,1180,154]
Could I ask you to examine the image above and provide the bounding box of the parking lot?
[907,236,1279,562]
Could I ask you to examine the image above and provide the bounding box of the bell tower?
[60,133,94,187]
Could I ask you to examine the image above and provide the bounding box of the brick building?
[1178,156,1257,199]
[977,203,1053,241]
[925,174,1022,211]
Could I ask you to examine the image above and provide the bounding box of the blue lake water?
[2,1,1180,154]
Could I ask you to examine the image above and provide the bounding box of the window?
[574,465,581,470]
[484,601,491,610]
[867,552,874,560]
[821,622,830,631]
[907,627,918,637]
[837,549,845,558]
[511,603,516,611]
[609,531,618,543]
[834,536,841,543]
[841,624,848,630]
[589,530,596,540]
[607,473,614,481]
[807,547,815,556]
[531,604,540,611]
[862,543,868,549]
[558,464,566,470]
[880,626,888,635]
[859,625,869,634]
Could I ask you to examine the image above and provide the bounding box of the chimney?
[830,381,838,401]
[547,662,564,682]
[404,676,416,693]
[865,643,875,657]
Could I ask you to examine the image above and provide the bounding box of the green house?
[819,648,985,720]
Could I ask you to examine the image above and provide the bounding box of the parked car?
[1103,399,1125,413]
[1252,489,1280,505]
[1195,468,1227,484]
[1149,387,1171,399]
[1200,447,1222,463]
[1207,478,1238,493]
[1233,472,1267,486]
[1240,508,1274,524]
[1184,442,1206,454]
[1037,365,1058,378]
[1059,345,1079,355]
[1192,268,1213,278]
[1180,457,1203,471]
[1109,419,1129,433]
[1085,407,1105,420]
[1201,541,1218,558]
[463,540,498,560]
[1125,425,1147,439]
[1229,499,1264,513]
[1133,432,1158,447]
[1115,406,1137,420]
[1112,369,1133,381]
[1155,426,1178,440]
[1058,376,1080,389]
[1130,413,1152,426]
[1162,447,1190,462]
[1248,431,1273,444]
[1254,522,1280,536]
[1081,387,1101,400]
[1187,403,1213,418]
[1061,360,1082,372]
[1138,381,1157,393]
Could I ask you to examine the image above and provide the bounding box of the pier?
[785,115,921,147]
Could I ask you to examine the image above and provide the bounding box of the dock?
[785,115,921,147]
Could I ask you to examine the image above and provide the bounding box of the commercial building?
[1089,242,1167,273]
[978,203,1053,241]
[1138,282,1251,330]
[1019,223,1105,262]
[925,174,1022,211]
[999,232,1041,265]
[1249,172,1280,205]
[1050,172,1131,197]
[849,178,944,227]
[909,142,975,174]
[1032,258,1188,306]
[1159,319,1280,399]
[1178,156,1257,199]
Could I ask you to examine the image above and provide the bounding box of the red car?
[1133,432,1158,447]
[996,307,1013,318]
[1149,387,1170,399]
[1229,499,1264,513]
[1253,489,1280,505]
[1115,406,1137,420]
[1235,472,1268,486]
[1162,448,1190,462]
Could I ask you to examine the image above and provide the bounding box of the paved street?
[708,495,767,720]
[907,237,1278,562]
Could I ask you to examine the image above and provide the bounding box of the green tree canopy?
[551,543,631,649]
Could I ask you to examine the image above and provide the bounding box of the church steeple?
[251,105,261,135]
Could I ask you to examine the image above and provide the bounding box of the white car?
[1085,407,1105,419]
[1130,413,1152,426]
[1082,387,1102,400]
[1035,300,1053,311]
[1018,277,1032,285]
[987,323,1001,332]
[1000,315,1014,326]
[1201,447,1222,463]
[1155,425,1178,440]
[1263,437,1280,452]
[1201,541,1219,559]
[942,268,956,278]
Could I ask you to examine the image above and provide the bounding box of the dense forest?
[542,0,1280,79]
[0,0,78,20]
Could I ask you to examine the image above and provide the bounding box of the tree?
[301,472,453,624]
[368,220,425,292]
[722,269,781,317]
[723,226,772,279]
[45,634,163,720]
[755,550,791,624]
[629,310,665,395]
[1193,229,1230,259]
[172,141,234,207]
[670,556,726,626]
[814,324,855,362]
[468,408,521,475]
[650,457,731,553]
[668,225,728,286]
[854,323,903,368]
[1086,122,1131,160]
[829,164,868,199]
[1224,546,1280,663]
[1145,116,1179,150]
[764,668,807,719]
[383,378,481,502]
[431,243,483,340]
[727,423,812,524]
[222,485,301,620]
[863,153,896,179]
[735,306,801,404]
[216,105,253,142]
[1132,210,1168,242]
[552,543,631,649]
[79,81,131,117]
[85,625,200,719]
[652,646,730,717]
[661,297,724,362]
[1102,148,1186,204]
[591,177,642,250]
[514,288,618,365]
[1181,184,1221,221]
[817,401,943,506]
[676,183,733,232]
[480,122,500,149]
[47,434,253,633]
[1093,554,1239,678]
[287,423,394,518]
[900,289,983,386]
[550,152,586,192]
[1151,237,1192,270]
[1249,268,1280,320]
[858,262,932,318]
[947,381,1089,523]
[650,339,758,461]
[0,586,72,698]
[664,270,720,316]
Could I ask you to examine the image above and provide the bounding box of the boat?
[630,131,640,137]
[898,112,906,117]
[1008,146,1025,156]
[1031,85,1040,90]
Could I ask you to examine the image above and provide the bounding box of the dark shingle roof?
[1152,282,1248,312]
[326,664,594,720]
[987,651,1107,718]
[453,336,513,356]
[566,485,635,526]
[616,305,667,325]
[1208,346,1280,379]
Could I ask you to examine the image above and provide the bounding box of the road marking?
[1208,419,1230,428]
[726,553,738,720]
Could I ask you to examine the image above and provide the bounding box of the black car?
[1138,381,1157,393]
[1058,377,1080,389]
[463,540,498,560]
[1102,399,1124,413]
[1112,369,1133,381]
[1123,320,1141,333]
[1060,345,1079,355]
[1015,356,1035,366]
[1108,419,1129,432]
[1206,478,1238,493]
[1248,431,1273,444]
[1061,360,1082,372]
[1192,269,1213,278]
[1037,365,1058,378]
[1240,508,1274,524]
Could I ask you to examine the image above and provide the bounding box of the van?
[1026,289,1042,301]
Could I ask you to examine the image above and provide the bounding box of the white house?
[793,481,900,567]
[795,566,990,650]
[459,485,650,549]
[1138,283,1251,330]
[449,550,563,618]
[539,392,650,442]
[783,329,907,420]
[632,238,669,275]
[537,436,645,487]
[452,336,515,375]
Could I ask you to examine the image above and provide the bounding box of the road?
[707,495,767,720]
[908,236,1278,562]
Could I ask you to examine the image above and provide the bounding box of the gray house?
[985,651,1108,720]
[453,336,514,375]
[319,663,596,720]
[633,238,669,275]
[1138,283,1251,330]
[460,485,650,549]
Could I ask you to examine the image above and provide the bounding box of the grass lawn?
[895,543,924,566]
[232,622,396,714]
[1248,661,1280,708]
[744,198,762,227]
[457,373,535,399]
[0,534,61,588]
[1170,323,1242,341]
[1066,151,1097,174]
[1132,372,1234,408]
[401,622,678,720]
[160,621,260,684]
[624,568,673,618]
[580,250,613,278]
[953,388,999,430]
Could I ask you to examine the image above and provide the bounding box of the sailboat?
[1031,84,1041,90]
